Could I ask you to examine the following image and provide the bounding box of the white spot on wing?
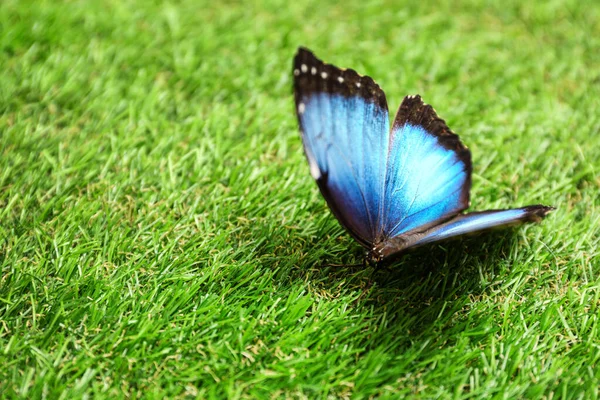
[311,67,317,75]
[298,102,305,114]
[294,69,300,76]
[301,64,308,73]
[337,76,344,83]
[304,147,321,180]
[309,161,321,180]
[321,72,328,79]
[356,82,361,88]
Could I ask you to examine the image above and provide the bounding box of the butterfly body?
[293,47,553,263]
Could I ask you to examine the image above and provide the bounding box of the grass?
[1,0,599,398]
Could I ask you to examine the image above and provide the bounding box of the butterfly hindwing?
[293,48,389,246]
[414,205,554,246]
[376,205,554,258]
[381,95,472,238]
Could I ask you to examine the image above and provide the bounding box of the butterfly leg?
[373,262,394,275]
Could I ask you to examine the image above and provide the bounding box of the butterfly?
[293,47,554,264]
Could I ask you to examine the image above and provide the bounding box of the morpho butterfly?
[293,47,554,264]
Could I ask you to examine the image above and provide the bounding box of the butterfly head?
[365,247,385,266]
[367,237,413,266]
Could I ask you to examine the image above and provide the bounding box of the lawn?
[1,0,599,398]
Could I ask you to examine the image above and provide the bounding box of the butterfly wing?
[381,95,472,239]
[293,47,390,247]
[376,205,554,258]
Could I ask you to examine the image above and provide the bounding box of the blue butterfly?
[293,47,554,264]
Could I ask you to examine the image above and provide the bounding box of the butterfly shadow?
[311,230,526,338]
[218,210,524,341]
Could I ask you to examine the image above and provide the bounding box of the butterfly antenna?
[321,256,368,269]
[322,262,365,269]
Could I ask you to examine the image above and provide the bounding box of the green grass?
[1,0,599,398]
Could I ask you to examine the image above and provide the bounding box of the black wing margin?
[392,94,473,210]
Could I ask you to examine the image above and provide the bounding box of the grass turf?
[1,0,599,398]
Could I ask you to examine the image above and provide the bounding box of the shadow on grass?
[222,215,523,350]
[298,231,520,337]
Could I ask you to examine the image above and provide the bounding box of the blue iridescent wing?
[293,49,553,261]
[381,95,472,239]
[376,206,554,258]
[293,48,389,247]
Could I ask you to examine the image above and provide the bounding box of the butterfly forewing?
[293,48,389,246]
[381,95,472,238]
